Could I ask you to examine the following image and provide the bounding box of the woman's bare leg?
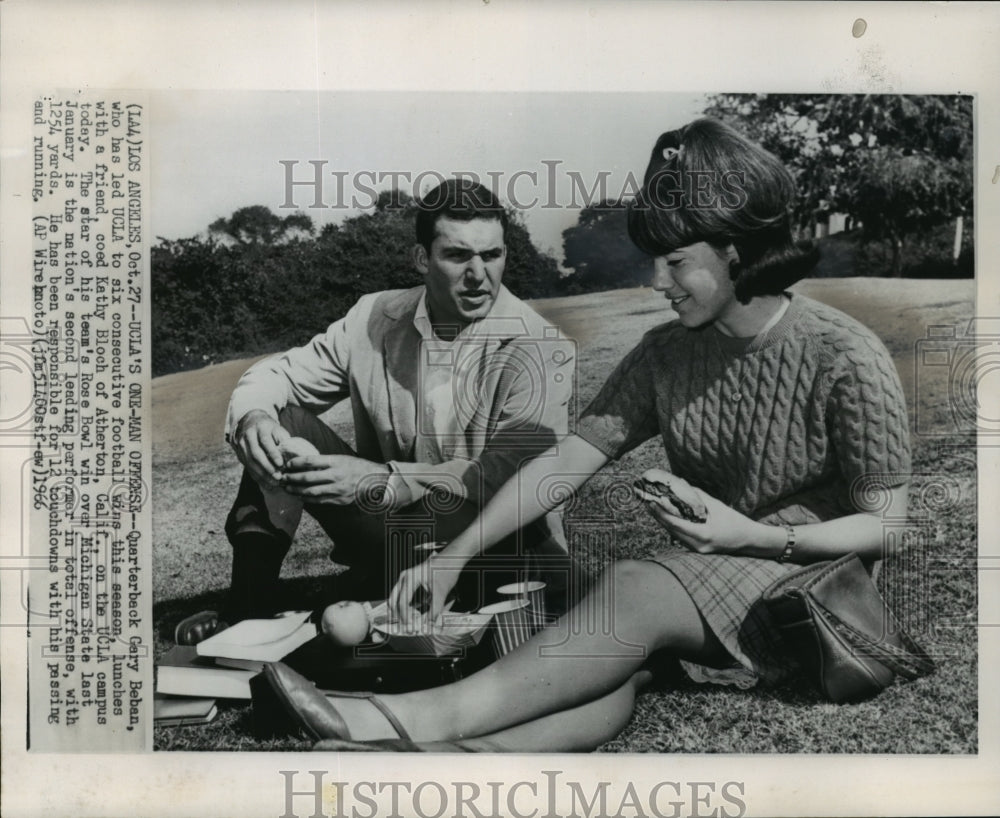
[329,560,728,742]
[318,670,654,753]
[434,670,653,752]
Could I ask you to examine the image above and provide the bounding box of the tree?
[501,209,565,299]
[151,234,235,374]
[317,194,418,298]
[209,204,314,245]
[561,201,652,293]
[849,149,970,276]
[153,207,339,375]
[702,94,973,275]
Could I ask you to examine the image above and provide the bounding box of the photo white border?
[2,1,998,816]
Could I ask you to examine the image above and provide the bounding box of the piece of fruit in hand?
[633,473,708,523]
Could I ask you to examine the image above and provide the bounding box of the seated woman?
[262,118,912,752]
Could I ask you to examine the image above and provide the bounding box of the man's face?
[414,216,506,334]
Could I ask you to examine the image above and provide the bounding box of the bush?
[561,202,654,294]
[853,220,973,279]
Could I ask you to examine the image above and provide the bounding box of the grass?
[152,277,977,753]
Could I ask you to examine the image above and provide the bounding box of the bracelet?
[777,525,796,563]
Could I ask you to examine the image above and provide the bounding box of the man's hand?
[232,410,290,489]
[280,454,391,507]
[388,554,464,624]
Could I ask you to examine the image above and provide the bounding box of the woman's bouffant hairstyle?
[628,118,818,302]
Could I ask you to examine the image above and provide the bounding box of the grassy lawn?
[152,278,977,753]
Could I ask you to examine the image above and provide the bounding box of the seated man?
[177,179,575,643]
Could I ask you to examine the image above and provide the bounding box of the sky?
[149,90,706,265]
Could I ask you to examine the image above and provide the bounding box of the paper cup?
[496,581,548,631]
[478,599,533,658]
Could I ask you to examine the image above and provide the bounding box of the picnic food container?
[368,602,491,657]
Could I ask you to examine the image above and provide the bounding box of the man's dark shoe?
[174,610,230,646]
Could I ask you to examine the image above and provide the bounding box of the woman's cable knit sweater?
[577,293,912,524]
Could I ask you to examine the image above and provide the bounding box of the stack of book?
[154,693,218,727]
[155,611,317,725]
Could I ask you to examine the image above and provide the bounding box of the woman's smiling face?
[653,241,740,329]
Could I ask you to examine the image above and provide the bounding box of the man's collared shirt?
[411,291,496,466]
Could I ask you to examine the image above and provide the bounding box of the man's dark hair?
[628,117,818,303]
[415,178,509,252]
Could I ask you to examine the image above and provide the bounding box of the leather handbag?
[762,553,935,703]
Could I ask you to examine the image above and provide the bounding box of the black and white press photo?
[148,90,975,756]
[3,4,998,817]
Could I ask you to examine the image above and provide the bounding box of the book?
[156,645,256,700]
[195,611,316,663]
[154,693,218,727]
[213,656,267,672]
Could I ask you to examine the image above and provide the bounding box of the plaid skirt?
[650,550,802,688]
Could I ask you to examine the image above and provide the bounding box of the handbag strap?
[815,602,936,680]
